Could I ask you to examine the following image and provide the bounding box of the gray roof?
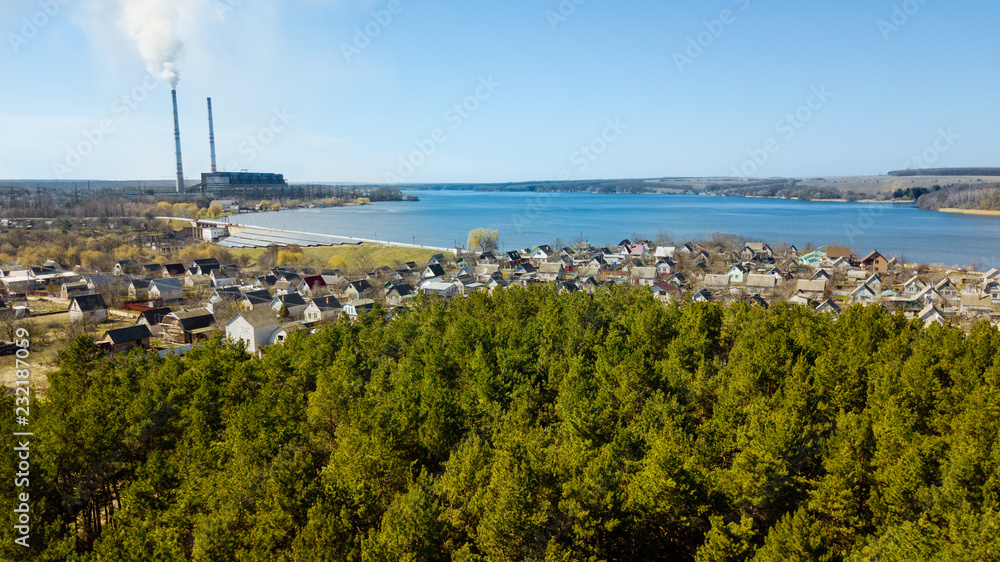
[167,309,216,331]
[104,325,153,344]
[231,308,280,329]
[309,296,342,311]
[71,293,108,312]
[273,293,308,307]
[151,278,184,290]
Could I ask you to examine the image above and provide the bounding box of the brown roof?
[860,250,886,263]
[826,247,853,259]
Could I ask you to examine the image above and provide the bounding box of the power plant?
[169,90,288,197]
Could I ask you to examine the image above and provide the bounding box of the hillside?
[917,183,1000,211]
[6,288,1000,560]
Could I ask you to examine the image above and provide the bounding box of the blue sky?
[1,0,997,183]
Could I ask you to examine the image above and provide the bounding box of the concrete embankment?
[200,220,457,254]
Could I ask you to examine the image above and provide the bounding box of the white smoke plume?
[113,0,184,87]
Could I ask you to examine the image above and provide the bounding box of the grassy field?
[228,243,442,271]
[0,298,143,397]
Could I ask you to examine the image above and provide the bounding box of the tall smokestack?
[207,97,218,173]
[171,89,184,193]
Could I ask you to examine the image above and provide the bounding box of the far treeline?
[888,167,1000,177]
[402,179,858,200]
[0,184,409,219]
[5,287,1000,560]
[405,180,657,194]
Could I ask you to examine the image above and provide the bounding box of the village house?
[270,322,306,346]
[861,274,883,294]
[210,268,238,288]
[69,293,109,323]
[386,283,415,306]
[529,246,552,264]
[934,278,960,301]
[667,273,689,289]
[746,274,778,293]
[210,286,242,303]
[114,259,140,276]
[829,257,852,270]
[860,250,889,275]
[422,264,447,279]
[742,242,773,260]
[342,299,376,319]
[345,280,372,299]
[184,274,212,289]
[652,281,680,302]
[141,263,163,277]
[826,247,853,261]
[704,274,731,289]
[297,275,328,298]
[149,278,184,301]
[422,282,459,298]
[136,307,172,336]
[913,285,944,307]
[128,278,153,299]
[961,292,993,313]
[798,251,824,268]
[534,262,562,282]
[816,299,841,315]
[273,280,297,295]
[726,264,749,285]
[61,281,90,300]
[303,296,342,324]
[162,263,187,277]
[240,289,274,310]
[655,246,676,259]
[918,304,946,327]
[655,259,675,276]
[225,308,281,355]
[98,325,153,356]
[693,289,713,302]
[557,281,580,294]
[902,276,925,298]
[160,309,216,345]
[271,293,309,319]
[851,284,878,305]
[796,279,829,301]
[191,258,221,276]
[255,273,279,288]
[515,263,537,276]
[210,199,242,213]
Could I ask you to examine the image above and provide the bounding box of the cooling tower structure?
[171,89,184,193]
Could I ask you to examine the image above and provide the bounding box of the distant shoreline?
[939,208,1000,217]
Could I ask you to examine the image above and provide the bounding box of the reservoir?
[224,191,1000,268]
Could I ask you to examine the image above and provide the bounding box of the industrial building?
[198,172,287,198]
